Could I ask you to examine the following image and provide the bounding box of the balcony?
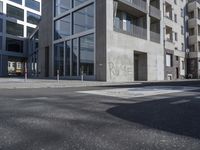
[119,0,147,13]
[150,31,160,43]
[114,20,147,40]
[149,5,161,20]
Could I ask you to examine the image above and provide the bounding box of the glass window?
[55,0,71,16]
[54,15,70,40]
[0,19,2,33]
[9,0,22,4]
[0,1,3,14]
[72,39,78,76]
[79,34,94,75]
[27,11,40,25]
[54,42,64,76]
[27,26,35,37]
[6,38,24,53]
[0,36,2,50]
[7,4,24,21]
[25,0,40,11]
[73,0,88,7]
[65,41,70,76]
[6,21,24,36]
[73,4,94,34]
[166,54,173,67]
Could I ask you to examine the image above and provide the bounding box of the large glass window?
[6,38,24,53]
[9,0,22,5]
[25,0,40,11]
[54,15,70,40]
[27,11,40,25]
[73,4,94,34]
[0,19,2,33]
[54,42,64,76]
[6,21,24,36]
[65,41,71,76]
[7,4,24,21]
[73,0,88,7]
[0,1,3,14]
[79,34,94,75]
[55,0,71,16]
[72,39,78,76]
[27,26,35,37]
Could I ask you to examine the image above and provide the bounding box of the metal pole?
[24,62,27,82]
[57,70,60,83]
[81,70,84,81]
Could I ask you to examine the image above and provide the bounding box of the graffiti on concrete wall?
[108,55,133,81]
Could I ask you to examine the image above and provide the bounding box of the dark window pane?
[27,11,40,25]
[7,4,24,21]
[54,42,64,76]
[25,0,40,11]
[54,15,70,40]
[55,0,71,16]
[9,0,22,4]
[0,36,2,50]
[27,26,35,37]
[65,41,70,76]
[73,0,88,7]
[72,39,78,76]
[73,4,94,34]
[0,19,2,32]
[6,21,24,36]
[80,34,94,75]
[6,38,24,53]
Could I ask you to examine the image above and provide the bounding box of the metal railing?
[122,0,147,12]
[114,19,147,40]
[150,31,160,43]
[149,5,161,20]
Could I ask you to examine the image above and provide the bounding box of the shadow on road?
[106,95,200,139]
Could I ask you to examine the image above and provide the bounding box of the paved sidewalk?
[0,78,140,89]
[0,78,199,89]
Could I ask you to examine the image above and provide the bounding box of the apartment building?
[0,0,41,77]
[38,0,165,82]
[187,0,200,78]
[163,0,188,80]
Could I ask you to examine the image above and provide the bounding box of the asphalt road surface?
[0,81,200,150]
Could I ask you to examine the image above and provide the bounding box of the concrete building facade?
[0,0,41,77]
[3,0,198,82]
[38,0,166,82]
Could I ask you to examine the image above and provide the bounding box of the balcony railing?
[150,31,160,43]
[114,19,147,40]
[121,0,147,13]
[149,5,161,20]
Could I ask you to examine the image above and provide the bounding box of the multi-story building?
[0,0,41,77]
[38,0,165,82]
[163,0,188,80]
[187,0,200,79]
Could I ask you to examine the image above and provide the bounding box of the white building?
[0,0,41,76]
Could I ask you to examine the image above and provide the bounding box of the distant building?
[0,0,41,77]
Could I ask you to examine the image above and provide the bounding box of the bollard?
[81,70,84,81]
[57,70,60,83]
[24,63,27,82]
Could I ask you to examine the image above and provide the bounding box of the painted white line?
[170,100,191,105]
[78,86,199,99]
[15,97,49,101]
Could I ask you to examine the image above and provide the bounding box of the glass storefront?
[54,1,95,78]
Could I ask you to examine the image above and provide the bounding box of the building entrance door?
[134,51,147,81]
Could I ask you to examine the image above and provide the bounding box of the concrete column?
[147,0,150,41]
